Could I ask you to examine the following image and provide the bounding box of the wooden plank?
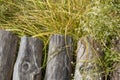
[0,30,18,80]
[111,37,120,80]
[44,34,73,80]
[74,36,103,80]
[13,36,43,80]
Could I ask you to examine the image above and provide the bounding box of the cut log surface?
[0,30,18,80]
[74,36,103,80]
[45,34,73,80]
[13,36,43,80]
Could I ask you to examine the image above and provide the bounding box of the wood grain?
[0,30,18,80]
[74,36,103,80]
[13,36,43,80]
[45,34,73,80]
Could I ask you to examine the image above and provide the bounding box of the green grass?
[0,0,120,79]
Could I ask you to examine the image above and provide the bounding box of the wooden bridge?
[0,30,119,80]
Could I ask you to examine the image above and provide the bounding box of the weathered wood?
[0,30,18,80]
[45,34,73,80]
[111,37,120,80]
[111,68,120,80]
[13,36,43,80]
[74,36,103,80]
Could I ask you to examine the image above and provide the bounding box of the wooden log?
[45,34,73,80]
[13,36,43,80]
[0,30,18,80]
[111,37,120,80]
[74,36,103,80]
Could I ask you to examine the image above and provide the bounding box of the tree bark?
[74,36,103,80]
[45,34,73,80]
[13,36,43,80]
[0,30,18,80]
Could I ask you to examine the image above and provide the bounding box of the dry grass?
[0,0,120,79]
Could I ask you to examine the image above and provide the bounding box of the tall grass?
[0,0,120,79]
